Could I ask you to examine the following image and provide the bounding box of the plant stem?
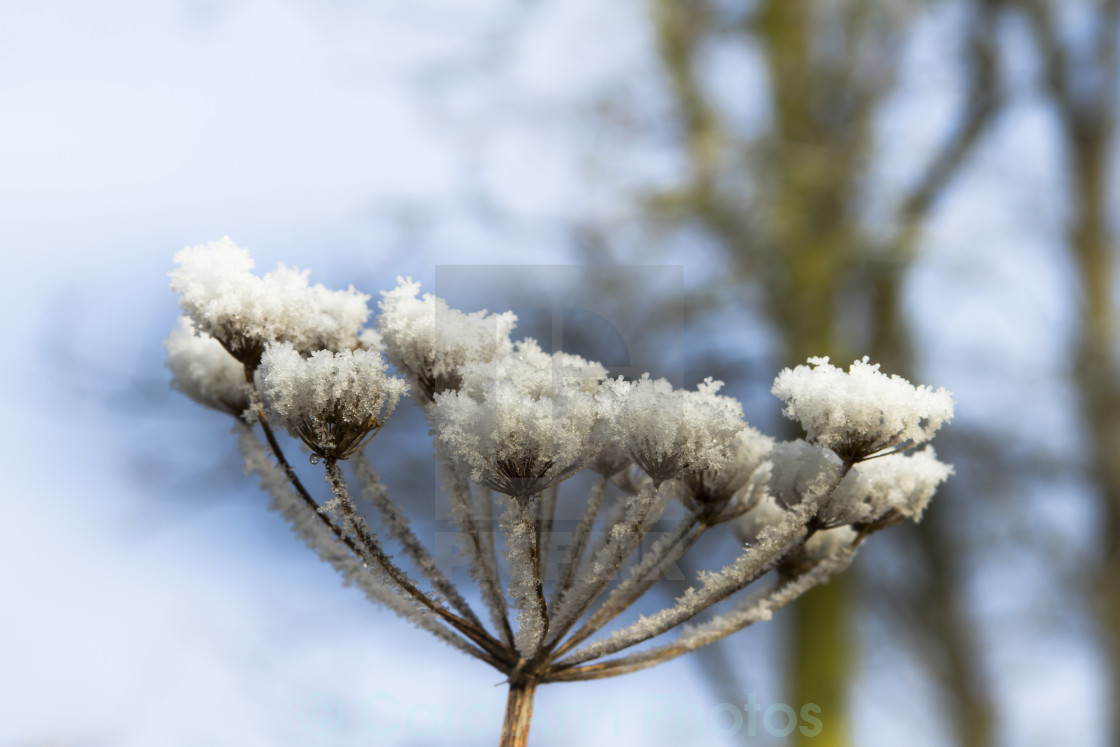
[500,677,538,747]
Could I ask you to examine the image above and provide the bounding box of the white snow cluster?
[457,338,608,400]
[733,494,789,545]
[376,277,518,401]
[430,376,599,499]
[683,425,774,509]
[258,342,407,459]
[825,447,954,524]
[767,439,843,509]
[170,238,371,364]
[772,356,954,461]
[164,316,250,416]
[609,376,745,481]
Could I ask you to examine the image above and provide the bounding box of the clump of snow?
[170,238,371,365]
[733,494,788,545]
[684,425,774,510]
[771,357,954,461]
[826,447,954,524]
[610,376,745,481]
[801,526,859,560]
[258,342,407,459]
[164,316,250,416]
[430,376,599,499]
[376,277,518,402]
[768,439,843,509]
[458,338,608,401]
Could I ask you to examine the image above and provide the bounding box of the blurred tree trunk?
[1021,2,1120,743]
[645,1,1003,744]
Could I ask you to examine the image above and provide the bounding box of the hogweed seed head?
[683,425,774,520]
[614,375,745,482]
[772,356,954,463]
[376,277,518,403]
[258,343,407,460]
[164,315,251,417]
[170,238,371,367]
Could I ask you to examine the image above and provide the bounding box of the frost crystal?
[258,343,407,460]
[376,277,518,402]
[614,376,745,481]
[170,238,372,365]
[164,316,250,416]
[772,356,954,461]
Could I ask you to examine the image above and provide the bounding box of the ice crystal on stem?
[166,242,958,747]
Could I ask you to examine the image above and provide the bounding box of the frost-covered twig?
[236,422,487,660]
[553,500,819,667]
[320,457,508,663]
[544,481,675,652]
[550,474,608,609]
[351,452,482,628]
[547,543,857,682]
[500,495,549,655]
[554,510,704,658]
[438,449,515,648]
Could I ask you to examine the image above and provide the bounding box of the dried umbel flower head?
[258,343,407,461]
[612,375,745,482]
[170,238,371,367]
[376,277,518,403]
[772,356,955,463]
[825,447,954,527]
[164,315,250,417]
[682,425,774,522]
[431,377,598,500]
[457,338,608,401]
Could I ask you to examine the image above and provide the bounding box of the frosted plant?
[166,243,956,746]
[772,355,954,462]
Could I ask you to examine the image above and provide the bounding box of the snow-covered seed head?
[376,278,518,404]
[771,356,954,463]
[430,378,598,501]
[825,447,954,526]
[683,425,774,519]
[457,338,608,401]
[614,376,745,482]
[258,343,407,461]
[164,316,250,417]
[169,238,372,367]
[780,526,860,575]
[733,494,788,545]
[768,439,843,510]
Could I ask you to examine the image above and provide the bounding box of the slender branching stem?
[244,374,509,667]
[553,512,705,659]
[320,457,511,665]
[351,453,484,629]
[520,497,550,645]
[550,474,608,609]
